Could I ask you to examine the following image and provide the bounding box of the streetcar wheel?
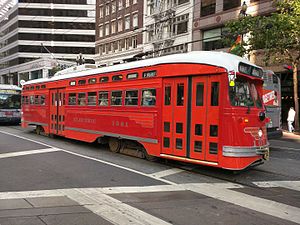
[143,149,157,162]
[108,138,122,153]
[36,125,42,135]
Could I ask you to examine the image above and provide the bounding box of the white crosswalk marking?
[189,183,300,224]
[1,182,300,224]
[150,168,183,178]
[253,181,300,192]
[0,148,61,159]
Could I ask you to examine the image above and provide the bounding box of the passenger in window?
[142,89,156,106]
[100,97,108,106]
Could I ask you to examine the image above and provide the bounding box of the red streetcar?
[21,51,269,170]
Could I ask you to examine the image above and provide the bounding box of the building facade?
[192,0,299,127]
[94,0,143,66]
[0,0,95,84]
[143,0,193,56]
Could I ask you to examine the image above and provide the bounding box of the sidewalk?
[279,130,300,142]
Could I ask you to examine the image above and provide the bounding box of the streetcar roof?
[0,84,21,91]
[24,51,260,85]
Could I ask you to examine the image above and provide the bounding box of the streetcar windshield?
[0,94,21,109]
[229,77,262,108]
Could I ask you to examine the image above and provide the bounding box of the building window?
[125,16,130,30]
[105,4,110,16]
[99,6,103,18]
[118,0,123,10]
[133,0,137,4]
[177,0,189,6]
[126,0,130,7]
[118,40,122,51]
[201,0,216,17]
[133,14,138,28]
[111,21,116,34]
[147,0,154,15]
[125,37,131,49]
[202,27,229,50]
[99,26,103,37]
[172,14,188,35]
[147,25,154,42]
[118,19,123,32]
[223,0,241,11]
[132,35,137,48]
[112,1,116,13]
[105,23,110,36]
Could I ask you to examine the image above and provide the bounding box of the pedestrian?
[287,107,296,132]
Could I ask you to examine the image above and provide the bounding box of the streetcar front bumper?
[223,145,269,159]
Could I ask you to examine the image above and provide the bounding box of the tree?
[225,0,300,131]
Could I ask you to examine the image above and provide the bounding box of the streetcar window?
[111,91,122,106]
[163,137,170,148]
[210,125,218,137]
[68,93,76,105]
[78,80,86,85]
[88,78,97,84]
[195,124,203,136]
[78,93,86,105]
[229,78,254,107]
[99,91,109,106]
[194,141,202,152]
[70,81,76,86]
[127,73,138,79]
[29,96,34,104]
[34,95,39,104]
[176,123,183,134]
[41,95,45,105]
[176,138,183,150]
[30,86,34,90]
[164,86,171,105]
[196,83,204,106]
[41,85,46,89]
[100,77,109,83]
[250,83,263,108]
[36,86,40,90]
[211,82,219,106]
[125,90,138,106]
[112,75,123,81]
[164,122,170,132]
[177,83,184,106]
[141,89,156,106]
[209,142,218,154]
[87,92,97,105]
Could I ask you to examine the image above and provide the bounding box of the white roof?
[0,84,21,90]
[24,51,259,85]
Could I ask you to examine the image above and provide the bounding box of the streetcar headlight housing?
[258,129,263,138]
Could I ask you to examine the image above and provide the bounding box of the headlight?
[258,129,263,137]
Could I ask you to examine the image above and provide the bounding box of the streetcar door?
[190,75,220,162]
[49,89,66,136]
[162,77,188,157]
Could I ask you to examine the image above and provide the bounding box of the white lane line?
[150,168,183,178]
[0,148,61,159]
[0,130,54,149]
[0,130,175,185]
[189,183,300,224]
[253,181,300,192]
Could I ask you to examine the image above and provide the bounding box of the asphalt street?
[0,125,299,225]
